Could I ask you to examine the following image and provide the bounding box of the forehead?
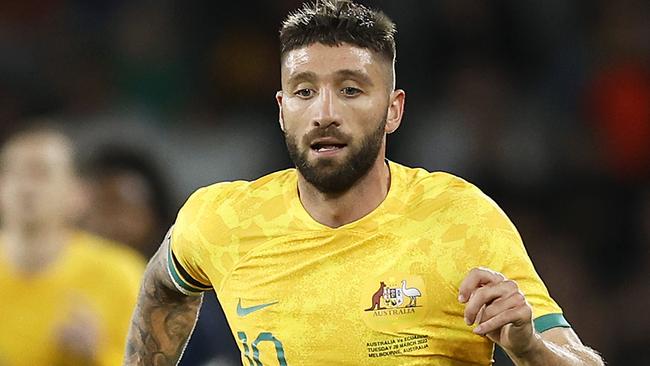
[281,43,387,83]
[2,135,72,170]
[96,173,151,204]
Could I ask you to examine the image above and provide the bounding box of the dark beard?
[284,118,386,194]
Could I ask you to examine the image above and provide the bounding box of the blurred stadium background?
[1,0,648,364]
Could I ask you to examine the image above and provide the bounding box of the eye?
[294,89,314,98]
[341,86,362,97]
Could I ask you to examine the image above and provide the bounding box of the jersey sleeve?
[454,185,571,333]
[167,187,215,296]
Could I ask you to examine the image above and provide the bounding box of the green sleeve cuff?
[167,240,212,295]
[534,313,571,333]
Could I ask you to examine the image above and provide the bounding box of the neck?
[297,154,391,228]
[2,222,70,275]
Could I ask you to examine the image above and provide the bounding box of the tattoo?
[123,233,203,366]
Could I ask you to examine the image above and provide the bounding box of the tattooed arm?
[123,233,203,366]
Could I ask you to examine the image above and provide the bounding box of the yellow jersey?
[0,231,145,366]
[169,161,569,365]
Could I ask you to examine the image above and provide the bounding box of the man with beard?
[124,1,603,365]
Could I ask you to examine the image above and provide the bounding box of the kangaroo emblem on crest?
[365,282,386,311]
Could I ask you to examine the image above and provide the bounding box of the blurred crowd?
[0,0,648,364]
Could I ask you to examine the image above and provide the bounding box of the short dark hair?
[82,144,174,228]
[279,0,396,63]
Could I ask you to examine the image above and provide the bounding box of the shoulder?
[391,161,486,205]
[391,162,513,232]
[174,168,296,236]
[183,168,295,208]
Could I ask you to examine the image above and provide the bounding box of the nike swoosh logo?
[237,298,278,317]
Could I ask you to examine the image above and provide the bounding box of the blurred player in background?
[124,1,604,365]
[0,126,145,365]
[82,145,174,258]
[81,144,240,365]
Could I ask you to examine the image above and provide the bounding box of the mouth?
[310,138,348,154]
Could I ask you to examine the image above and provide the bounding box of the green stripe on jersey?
[166,245,211,293]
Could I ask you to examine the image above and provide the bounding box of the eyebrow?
[334,69,374,87]
[286,69,375,87]
[287,71,318,86]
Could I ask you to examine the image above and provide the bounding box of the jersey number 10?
[237,331,288,365]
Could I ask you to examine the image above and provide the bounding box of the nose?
[312,88,340,128]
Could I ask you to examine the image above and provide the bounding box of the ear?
[0,176,5,210]
[275,90,285,132]
[385,89,405,134]
[67,177,91,222]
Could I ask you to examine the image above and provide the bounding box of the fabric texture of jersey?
[170,161,569,365]
[0,231,145,366]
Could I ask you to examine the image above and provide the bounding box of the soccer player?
[82,146,174,258]
[124,1,604,365]
[0,127,145,365]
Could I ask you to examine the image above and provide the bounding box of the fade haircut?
[279,0,397,63]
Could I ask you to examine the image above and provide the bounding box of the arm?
[458,268,604,366]
[123,232,203,366]
[509,327,604,366]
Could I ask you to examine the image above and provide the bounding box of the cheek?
[367,96,390,118]
[347,93,388,116]
[281,99,311,128]
[284,129,304,151]
[349,102,387,132]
